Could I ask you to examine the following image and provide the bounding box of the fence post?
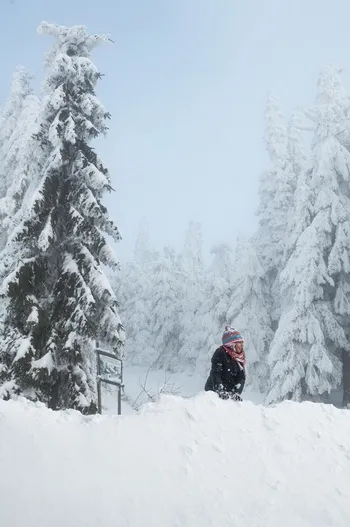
[96,341,102,414]
[117,360,123,416]
[95,341,123,415]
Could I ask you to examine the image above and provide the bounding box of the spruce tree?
[116,259,154,367]
[133,219,154,266]
[195,243,233,376]
[266,66,350,404]
[254,94,296,327]
[0,66,40,249]
[0,66,33,194]
[0,22,124,413]
[113,223,157,367]
[226,236,273,392]
[150,246,181,371]
[177,221,204,371]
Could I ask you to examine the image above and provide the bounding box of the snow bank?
[1,394,350,527]
[103,365,264,414]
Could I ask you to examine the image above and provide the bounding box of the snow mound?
[1,393,350,527]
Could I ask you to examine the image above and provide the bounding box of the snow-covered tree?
[287,110,306,188]
[150,246,181,370]
[115,259,154,366]
[0,67,40,249]
[111,225,159,368]
[133,218,154,266]
[178,220,203,279]
[0,66,33,191]
[254,94,296,326]
[208,242,233,279]
[267,66,350,404]
[0,22,124,413]
[195,243,234,376]
[226,236,273,392]
[0,102,41,250]
[282,111,308,264]
[177,221,205,371]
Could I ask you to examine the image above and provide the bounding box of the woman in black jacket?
[205,326,246,400]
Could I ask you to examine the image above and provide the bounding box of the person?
[205,326,246,400]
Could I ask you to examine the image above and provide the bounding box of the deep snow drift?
[1,394,350,527]
[103,364,264,414]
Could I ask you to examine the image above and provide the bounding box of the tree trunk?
[342,349,350,407]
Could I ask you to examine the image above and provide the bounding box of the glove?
[216,384,243,402]
[215,384,229,399]
[229,392,243,402]
[229,384,243,402]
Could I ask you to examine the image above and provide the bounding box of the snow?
[27,305,39,324]
[1,395,350,527]
[37,213,53,251]
[31,351,54,372]
[108,365,263,415]
[13,336,32,362]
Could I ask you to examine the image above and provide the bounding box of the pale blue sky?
[1,1,350,261]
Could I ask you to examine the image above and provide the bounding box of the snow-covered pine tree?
[179,220,203,276]
[254,94,296,328]
[226,236,273,392]
[282,109,308,264]
[195,243,233,376]
[116,259,154,367]
[0,22,124,413]
[111,223,158,368]
[0,66,33,195]
[177,221,205,371]
[0,66,40,249]
[208,242,233,280]
[150,246,181,370]
[134,218,154,266]
[266,66,350,404]
[287,110,306,191]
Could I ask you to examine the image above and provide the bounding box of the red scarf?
[223,345,246,368]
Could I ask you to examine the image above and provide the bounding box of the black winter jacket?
[205,346,246,395]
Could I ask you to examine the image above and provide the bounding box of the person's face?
[234,342,244,353]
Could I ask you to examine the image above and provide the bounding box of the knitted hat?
[222,326,244,346]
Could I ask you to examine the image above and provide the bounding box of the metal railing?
[96,342,124,415]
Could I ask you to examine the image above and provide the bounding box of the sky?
[1,0,350,263]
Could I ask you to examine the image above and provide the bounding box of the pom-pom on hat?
[222,326,244,346]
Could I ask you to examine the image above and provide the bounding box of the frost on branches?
[267,66,350,404]
[117,259,155,366]
[256,95,295,275]
[195,243,233,376]
[254,94,296,326]
[0,67,40,250]
[177,221,205,371]
[0,66,33,197]
[226,236,273,392]
[113,223,158,367]
[0,22,124,414]
[150,247,181,371]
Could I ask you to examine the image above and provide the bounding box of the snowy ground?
[1,394,350,527]
[102,364,264,415]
